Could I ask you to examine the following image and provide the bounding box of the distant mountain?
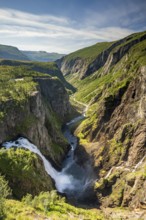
[0,44,29,61]
[21,50,65,62]
[0,44,65,62]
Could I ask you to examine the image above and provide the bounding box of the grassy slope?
[65,31,146,212]
[0,45,29,61]
[4,192,103,220]
[65,42,113,64]
[0,59,75,92]
[0,65,46,105]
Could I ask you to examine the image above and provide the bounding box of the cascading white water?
[3,137,76,193]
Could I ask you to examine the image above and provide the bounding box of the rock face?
[62,31,146,210]
[56,42,113,79]
[0,76,71,167]
[57,57,89,79]
[35,77,71,119]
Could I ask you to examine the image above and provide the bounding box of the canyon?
[0,30,146,219]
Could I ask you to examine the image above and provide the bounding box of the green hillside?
[0,59,75,92]
[0,45,29,61]
[65,41,113,63]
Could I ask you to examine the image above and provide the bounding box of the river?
[2,114,95,203]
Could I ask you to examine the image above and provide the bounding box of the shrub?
[0,175,11,219]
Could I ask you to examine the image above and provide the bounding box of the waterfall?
[3,137,77,193]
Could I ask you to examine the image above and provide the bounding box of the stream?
[2,114,95,202]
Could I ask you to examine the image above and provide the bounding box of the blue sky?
[0,0,146,53]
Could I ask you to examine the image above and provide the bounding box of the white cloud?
[0,8,137,53]
[84,1,146,29]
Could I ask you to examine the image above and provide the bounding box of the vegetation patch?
[65,42,113,63]
[0,148,53,199]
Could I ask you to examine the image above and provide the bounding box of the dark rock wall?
[0,77,71,166]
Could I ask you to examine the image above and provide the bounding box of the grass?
[65,42,113,63]
[0,148,53,199]
[0,66,40,120]
[67,34,146,106]
[0,59,75,92]
[3,191,104,220]
[0,174,11,219]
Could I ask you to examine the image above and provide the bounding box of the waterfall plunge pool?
[2,116,96,204]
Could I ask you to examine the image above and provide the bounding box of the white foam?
[3,137,75,193]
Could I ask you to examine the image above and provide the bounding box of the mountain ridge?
[0,44,29,61]
[22,50,65,62]
[0,44,65,62]
[57,30,146,79]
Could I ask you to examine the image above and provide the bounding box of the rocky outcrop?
[0,76,71,166]
[56,57,89,79]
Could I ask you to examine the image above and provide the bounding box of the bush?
[0,175,11,219]
[22,191,65,212]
